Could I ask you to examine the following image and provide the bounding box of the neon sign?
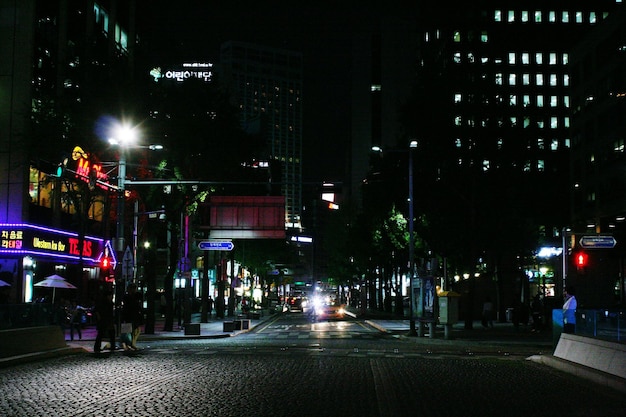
[0,223,106,265]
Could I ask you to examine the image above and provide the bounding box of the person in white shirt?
[562,285,577,334]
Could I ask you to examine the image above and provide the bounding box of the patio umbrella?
[34,274,77,303]
[0,279,10,287]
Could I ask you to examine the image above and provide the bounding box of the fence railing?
[0,303,64,330]
[575,309,624,343]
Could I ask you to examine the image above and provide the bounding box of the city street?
[1,314,624,417]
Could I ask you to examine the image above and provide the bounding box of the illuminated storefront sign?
[0,223,105,264]
[150,63,214,83]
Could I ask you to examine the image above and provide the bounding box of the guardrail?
[575,309,625,343]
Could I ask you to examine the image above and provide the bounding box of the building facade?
[0,0,136,305]
[219,41,304,231]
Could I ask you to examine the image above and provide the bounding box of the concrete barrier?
[553,333,626,380]
[0,326,67,358]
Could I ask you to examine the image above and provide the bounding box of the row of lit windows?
[494,73,569,87]
[455,137,564,152]
[494,10,606,24]
[452,52,569,66]
[454,115,571,130]
[457,158,548,173]
[455,93,570,108]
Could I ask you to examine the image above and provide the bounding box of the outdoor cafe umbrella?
[34,274,77,303]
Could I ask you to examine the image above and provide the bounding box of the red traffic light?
[575,252,588,267]
[100,256,111,270]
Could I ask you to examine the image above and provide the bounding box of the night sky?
[139,2,382,183]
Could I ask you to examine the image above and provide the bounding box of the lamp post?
[408,140,418,336]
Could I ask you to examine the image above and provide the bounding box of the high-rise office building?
[219,41,304,231]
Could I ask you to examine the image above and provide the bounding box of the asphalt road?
[1,314,624,417]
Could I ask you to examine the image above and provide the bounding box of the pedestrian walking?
[207,296,214,317]
[481,296,494,328]
[122,283,143,350]
[69,301,85,341]
[93,291,115,353]
[531,294,544,332]
[563,285,577,334]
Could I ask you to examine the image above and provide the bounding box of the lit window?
[549,53,557,65]
[537,138,545,149]
[551,117,558,129]
[521,11,528,22]
[562,53,569,65]
[524,161,531,172]
[536,74,544,86]
[481,57,489,64]
[535,11,542,22]
[467,53,475,63]
[551,139,559,151]
[371,84,381,91]
[481,31,488,42]
[590,12,596,24]
[550,74,557,86]
[508,11,515,22]
[455,116,462,126]
[550,96,558,107]
[497,138,503,149]
[495,73,503,85]
[454,31,461,42]
[614,139,625,152]
[537,160,545,172]
[563,74,569,86]
[510,95,517,106]
[495,10,502,22]
[537,120,544,129]
[483,160,490,172]
[509,52,516,64]
[576,11,583,23]
[549,11,556,23]
[564,117,570,128]
[564,96,570,107]
[562,11,569,23]
[523,74,530,85]
[454,52,461,63]
[536,52,543,65]
[564,138,570,148]
[454,93,462,103]
[509,74,516,85]
[455,138,462,148]
[510,116,517,127]
[522,53,530,64]
[523,95,530,107]
[524,117,531,128]
[537,95,544,107]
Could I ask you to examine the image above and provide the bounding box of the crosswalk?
[250,319,382,340]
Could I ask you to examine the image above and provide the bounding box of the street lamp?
[408,140,418,336]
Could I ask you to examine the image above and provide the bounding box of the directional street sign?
[579,235,617,249]
[197,240,234,251]
[122,246,134,280]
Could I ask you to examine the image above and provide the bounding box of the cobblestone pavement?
[1,336,625,417]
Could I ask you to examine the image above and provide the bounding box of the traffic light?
[575,251,588,271]
[100,256,111,270]
[55,157,68,177]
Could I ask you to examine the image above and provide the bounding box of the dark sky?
[140,2,379,182]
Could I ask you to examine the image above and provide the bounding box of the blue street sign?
[579,235,616,249]
[197,240,234,251]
